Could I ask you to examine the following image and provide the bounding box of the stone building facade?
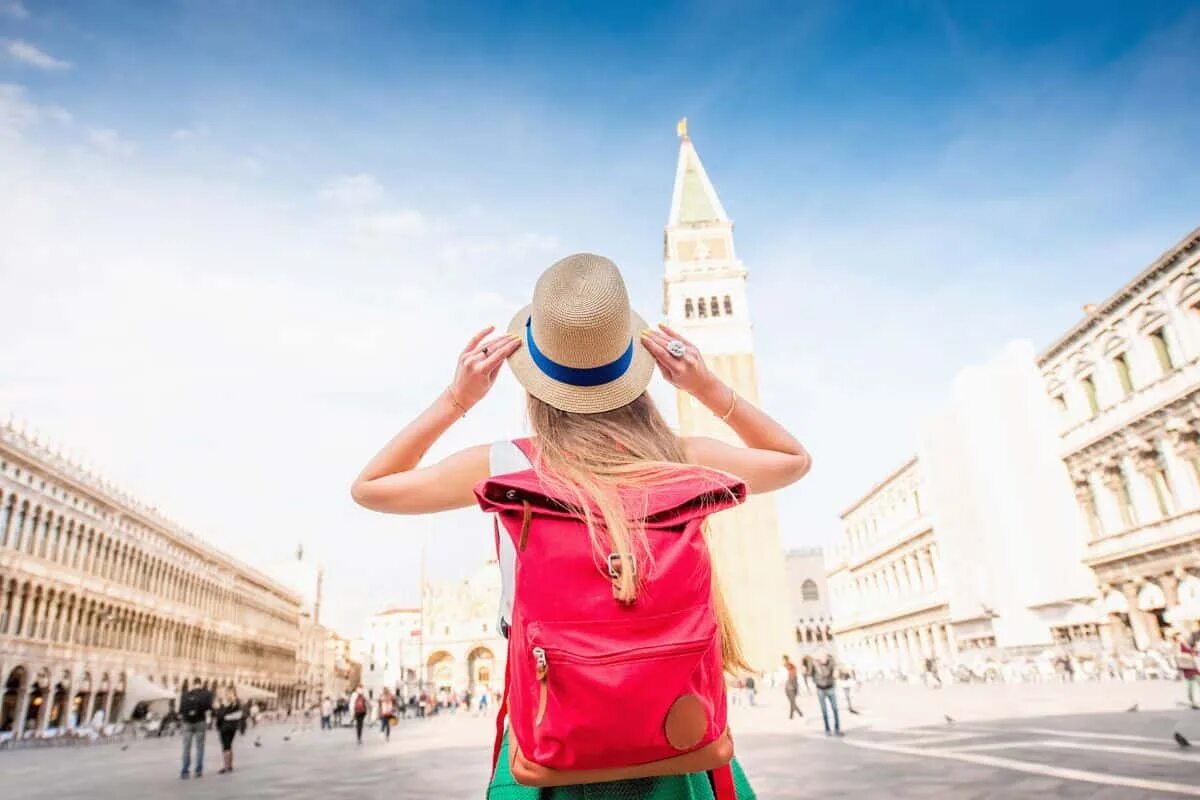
[360,560,505,701]
[0,420,301,739]
[662,120,794,671]
[785,548,834,654]
[827,226,1200,671]
[1039,227,1200,649]
[826,459,954,676]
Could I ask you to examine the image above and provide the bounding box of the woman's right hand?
[450,326,522,410]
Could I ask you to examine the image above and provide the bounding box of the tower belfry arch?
[661,120,793,669]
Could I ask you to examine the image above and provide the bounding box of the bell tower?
[662,119,794,669]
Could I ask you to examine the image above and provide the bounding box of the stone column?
[1165,419,1200,505]
[60,673,75,729]
[1131,442,1171,519]
[1099,463,1133,530]
[1120,583,1152,650]
[1162,573,1181,608]
[944,624,958,664]
[1072,477,1103,539]
[13,677,31,739]
[102,686,115,724]
[35,675,53,733]
[902,557,917,597]
[47,595,62,642]
[907,629,922,672]
[17,587,34,638]
[72,601,86,645]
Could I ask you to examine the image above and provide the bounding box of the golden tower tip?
[677,117,689,140]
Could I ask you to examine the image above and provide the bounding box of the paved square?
[2,680,1197,798]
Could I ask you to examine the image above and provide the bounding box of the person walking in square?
[379,689,395,741]
[320,696,333,730]
[1171,629,1199,709]
[350,686,369,744]
[215,686,244,774]
[813,653,843,736]
[351,253,812,798]
[782,655,803,719]
[179,679,214,779]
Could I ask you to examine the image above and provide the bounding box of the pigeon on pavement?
[253,737,262,748]
[1174,731,1191,748]
[944,715,955,724]
[1125,703,1139,712]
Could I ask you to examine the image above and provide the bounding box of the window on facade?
[1080,376,1100,416]
[801,579,819,602]
[1115,468,1138,528]
[1049,393,1067,419]
[723,295,733,315]
[1078,483,1103,539]
[710,296,720,317]
[697,298,708,318]
[1149,328,1175,374]
[684,298,694,319]
[1112,353,1133,397]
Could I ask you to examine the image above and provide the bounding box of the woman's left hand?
[641,324,725,405]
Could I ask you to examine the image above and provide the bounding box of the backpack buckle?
[607,553,636,580]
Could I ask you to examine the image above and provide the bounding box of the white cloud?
[171,123,210,142]
[1,1,29,19]
[351,208,428,239]
[44,105,72,125]
[4,39,71,70]
[235,155,263,177]
[319,173,384,207]
[87,127,135,157]
[0,92,557,635]
[0,82,39,134]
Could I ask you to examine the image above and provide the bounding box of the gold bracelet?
[718,388,737,422]
[446,387,468,417]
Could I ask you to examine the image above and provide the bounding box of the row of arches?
[0,574,295,676]
[0,482,295,640]
[683,295,733,320]
[1,663,291,737]
[795,623,833,645]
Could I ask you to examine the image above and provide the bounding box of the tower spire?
[668,122,729,227]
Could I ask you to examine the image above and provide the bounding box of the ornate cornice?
[1038,226,1200,365]
[0,418,301,609]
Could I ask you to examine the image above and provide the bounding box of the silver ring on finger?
[666,339,686,359]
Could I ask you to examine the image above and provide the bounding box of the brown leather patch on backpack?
[664,693,708,751]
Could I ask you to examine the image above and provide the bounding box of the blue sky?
[3,1,1199,634]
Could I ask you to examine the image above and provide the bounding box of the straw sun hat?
[506,253,656,414]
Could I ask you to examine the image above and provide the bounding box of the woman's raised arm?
[350,327,521,514]
[642,324,811,494]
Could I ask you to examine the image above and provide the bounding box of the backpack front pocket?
[525,605,721,771]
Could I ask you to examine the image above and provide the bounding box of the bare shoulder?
[680,435,734,465]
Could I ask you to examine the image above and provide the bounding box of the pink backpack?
[475,439,746,796]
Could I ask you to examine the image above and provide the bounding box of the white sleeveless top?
[489,440,530,638]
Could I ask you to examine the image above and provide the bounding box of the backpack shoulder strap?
[488,441,531,641]
[510,437,536,463]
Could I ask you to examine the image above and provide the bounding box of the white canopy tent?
[234,684,277,703]
[120,674,175,721]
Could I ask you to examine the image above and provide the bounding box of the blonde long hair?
[527,392,750,674]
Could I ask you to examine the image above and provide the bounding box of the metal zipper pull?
[532,646,548,726]
[533,646,548,680]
